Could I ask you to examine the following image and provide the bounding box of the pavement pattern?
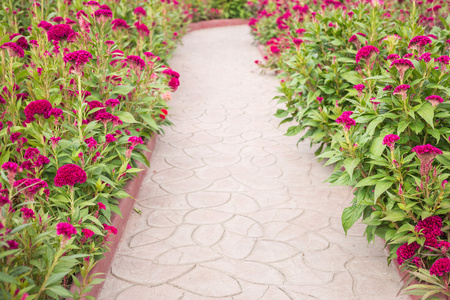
[99,25,408,300]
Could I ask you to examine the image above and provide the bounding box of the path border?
[188,19,248,32]
[69,135,157,299]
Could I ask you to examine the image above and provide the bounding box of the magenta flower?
[105,98,120,108]
[168,77,180,92]
[63,50,93,76]
[354,84,365,97]
[355,45,379,64]
[47,24,75,42]
[134,6,147,16]
[292,38,303,48]
[393,84,410,101]
[383,85,392,91]
[126,55,145,70]
[408,36,432,56]
[426,95,444,107]
[37,21,53,32]
[24,147,40,160]
[390,59,414,82]
[93,9,112,23]
[418,52,431,63]
[336,111,356,131]
[56,222,77,245]
[435,55,450,71]
[98,202,106,210]
[430,257,450,276]
[396,242,419,265]
[14,178,48,201]
[387,54,400,61]
[111,19,129,31]
[9,34,28,50]
[317,97,323,104]
[403,53,414,59]
[382,134,400,149]
[20,207,35,220]
[128,136,144,147]
[134,22,149,37]
[412,145,443,176]
[1,42,25,58]
[82,228,94,238]
[349,33,366,49]
[105,134,116,143]
[0,196,11,207]
[24,99,52,123]
[54,164,87,187]
[50,137,61,149]
[162,68,180,78]
[103,224,118,235]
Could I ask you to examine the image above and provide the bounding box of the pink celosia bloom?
[82,228,94,238]
[403,53,414,59]
[2,162,20,186]
[408,35,432,56]
[10,132,21,143]
[426,95,444,107]
[1,42,24,58]
[24,100,52,123]
[10,34,28,50]
[390,59,414,82]
[430,257,450,276]
[435,55,450,71]
[63,50,92,76]
[336,111,355,131]
[105,98,120,108]
[128,136,144,147]
[98,202,106,210]
[382,134,399,149]
[24,147,40,160]
[439,241,450,253]
[134,22,149,37]
[56,222,77,245]
[383,85,393,91]
[168,77,180,91]
[93,9,113,23]
[162,69,180,78]
[37,21,53,32]
[134,6,147,16]
[85,0,100,8]
[54,164,87,187]
[418,52,431,62]
[95,112,115,124]
[413,256,422,268]
[317,97,323,104]
[14,178,48,201]
[396,242,419,265]
[20,207,35,220]
[84,137,98,151]
[50,137,61,149]
[47,24,75,42]
[0,196,10,207]
[393,84,410,101]
[105,134,116,143]
[292,38,303,49]
[412,144,443,176]
[355,45,379,64]
[103,224,118,235]
[349,33,366,49]
[162,91,172,101]
[111,19,129,31]
[126,55,145,70]
[353,84,365,97]
[35,155,50,167]
[99,4,111,10]
[6,240,18,249]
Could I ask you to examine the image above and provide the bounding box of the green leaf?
[46,285,73,298]
[355,174,384,187]
[370,136,386,157]
[380,210,406,222]
[340,71,361,85]
[342,205,365,235]
[286,125,302,136]
[0,272,18,284]
[374,180,394,203]
[115,111,137,124]
[111,85,135,95]
[140,113,159,130]
[416,102,434,129]
[343,157,360,180]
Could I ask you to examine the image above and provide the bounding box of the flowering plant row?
[250,0,450,297]
[0,0,191,298]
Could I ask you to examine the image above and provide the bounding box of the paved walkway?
[99,25,407,300]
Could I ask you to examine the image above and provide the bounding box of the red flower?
[168,77,180,92]
[336,111,355,130]
[134,6,147,16]
[82,228,94,238]
[47,24,75,42]
[56,222,77,238]
[93,9,113,23]
[355,45,379,64]
[126,55,145,70]
[382,134,399,148]
[63,50,93,75]
[430,257,450,276]
[54,164,87,187]
[111,19,129,31]
[134,22,149,37]
[20,207,35,220]
[396,242,419,265]
[24,99,52,123]
[426,95,444,107]
[408,36,432,56]
[1,42,24,58]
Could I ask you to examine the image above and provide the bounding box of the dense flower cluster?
[24,100,53,123]
[355,45,379,63]
[126,55,146,70]
[430,257,450,276]
[56,222,77,238]
[382,134,400,148]
[47,24,75,42]
[397,242,420,265]
[425,95,444,107]
[63,50,93,75]
[111,19,129,31]
[336,111,355,130]
[415,216,443,248]
[54,164,87,187]
[1,42,25,58]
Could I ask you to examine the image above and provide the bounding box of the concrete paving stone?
[169,266,242,297]
[111,256,194,286]
[99,25,406,300]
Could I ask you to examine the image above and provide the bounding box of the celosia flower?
[1,42,24,58]
[396,242,419,265]
[98,202,106,210]
[336,111,355,131]
[390,59,414,83]
[24,147,40,160]
[54,164,87,187]
[349,33,366,49]
[126,55,145,70]
[6,240,18,249]
[93,9,112,23]
[162,69,180,78]
[20,207,35,220]
[47,24,75,42]
[82,228,94,238]
[355,45,379,64]
[10,34,28,50]
[383,85,392,91]
[393,84,410,101]
[95,112,115,125]
[37,21,53,32]
[412,144,443,177]
[0,196,11,207]
[292,38,303,49]
[134,6,147,16]
[128,136,144,147]
[382,134,399,149]
[418,52,431,63]
[50,137,61,149]
[24,99,52,123]
[105,98,120,108]
[435,55,450,71]
[63,50,92,76]
[387,54,400,61]
[403,53,413,59]
[111,19,129,31]
[103,224,118,235]
[439,241,450,253]
[412,257,422,268]
[168,77,180,91]
[56,222,77,245]
[426,95,444,107]
[317,97,323,104]
[353,84,365,97]
[134,22,149,37]
[84,137,98,151]
[408,35,432,56]
[430,257,450,276]
[105,134,116,143]
[14,178,48,201]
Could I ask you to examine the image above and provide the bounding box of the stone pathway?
[99,25,407,300]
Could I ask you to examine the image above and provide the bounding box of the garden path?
[99,25,407,300]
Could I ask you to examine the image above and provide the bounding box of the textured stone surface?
[99,25,407,300]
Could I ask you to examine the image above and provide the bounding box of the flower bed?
[0,0,192,298]
[249,0,450,298]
